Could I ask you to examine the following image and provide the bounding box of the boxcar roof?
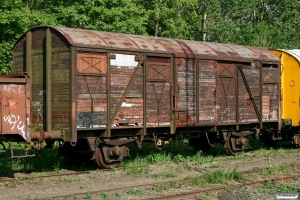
[15,26,279,62]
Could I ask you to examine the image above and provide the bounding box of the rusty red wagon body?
[0,26,281,167]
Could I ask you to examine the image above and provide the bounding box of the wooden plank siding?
[111,66,144,126]
[176,59,197,126]
[238,65,261,123]
[198,61,217,124]
[146,56,171,127]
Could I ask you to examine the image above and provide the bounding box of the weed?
[165,164,174,170]
[226,168,243,181]
[152,174,160,179]
[110,166,117,171]
[126,167,143,175]
[80,185,88,189]
[193,169,243,185]
[184,175,193,180]
[83,191,92,199]
[146,151,173,164]
[51,162,61,174]
[255,182,300,194]
[260,164,276,175]
[163,173,177,178]
[193,152,205,164]
[115,192,122,197]
[173,154,185,162]
[175,165,182,172]
[143,167,150,174]
[101,192,111,199]
[61,176,74,182]
[4,181,11,186]
[127,188,141,196]
[152,181,183,192]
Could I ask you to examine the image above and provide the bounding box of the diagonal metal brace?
[110,60,143,127]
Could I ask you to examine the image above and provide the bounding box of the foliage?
[1,0,300,72]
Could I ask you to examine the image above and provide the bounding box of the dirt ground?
[0,148,299,200]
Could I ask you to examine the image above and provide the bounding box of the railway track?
[0,164,150,183]
[28,164,299,200]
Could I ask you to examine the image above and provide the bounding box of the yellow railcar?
[271,49,300,147]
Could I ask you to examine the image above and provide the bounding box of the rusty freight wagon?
[0,26,281,168]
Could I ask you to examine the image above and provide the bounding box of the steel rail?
[31,164,300,200]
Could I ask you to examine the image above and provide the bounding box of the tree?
[139,0,202,40]
[51,0,148,35]
[0,0,56,74]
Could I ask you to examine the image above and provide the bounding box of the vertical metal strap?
[46,28,52,132]
[70,47,77,142]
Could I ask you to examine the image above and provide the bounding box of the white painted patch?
[110,54,138,67]
[121,102,138,107]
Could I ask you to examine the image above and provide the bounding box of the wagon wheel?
[95,145,121,169]
[188,138,211,154]
[0,142,6,157]
[224,134,242,156]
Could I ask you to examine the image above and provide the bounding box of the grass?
[83,191,92,200]
[152,181,183,192]
[0,138,297,174]
[0,142,66,174]
[60,175,75,182]
[126,167,144,175]
[192,169,243,185]
[254,182,300,194]
[126,188,141,196]
[100,192,111,200]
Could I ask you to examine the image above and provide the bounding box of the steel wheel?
[95,145,121,169]
[224,136,242,156]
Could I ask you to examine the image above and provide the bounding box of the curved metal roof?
[274,49,300,63]
[15,26,280,62]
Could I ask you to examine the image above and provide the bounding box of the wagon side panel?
[146,56,172,127]
[51,30,71,131]
[176,58,196,126]
[110,53,144,127]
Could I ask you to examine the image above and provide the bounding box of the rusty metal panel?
[56,27,108,47]
[76,51,108,129]
[176,59,196,126]
[0,78,29,141]
[180,40,218,58]
[77,52,107,74]
[146,56,172,127]
[262,67,279,121]
[238,65,260,122]
[262,84,278,121]
[198,61,217,124]
[146,82,171,126]
[246,46,281,62]
[124,35,167,52]
[216,62,236,123]
[225,44,259,60]
[110,54,144,126]
[147,57,171,81]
